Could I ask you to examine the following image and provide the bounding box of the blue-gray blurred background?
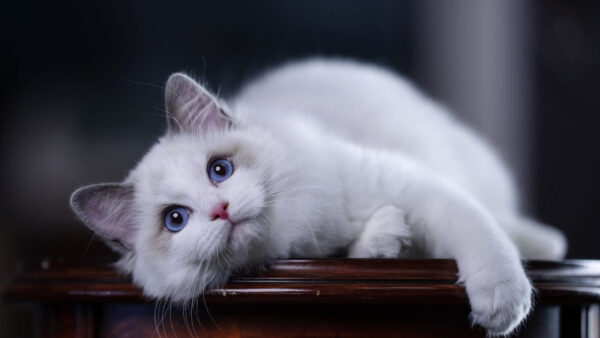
[1,1,599,336]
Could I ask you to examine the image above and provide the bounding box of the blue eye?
[164,206,189,232]
[208,158,234,183]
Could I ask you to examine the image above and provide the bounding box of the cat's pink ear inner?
[70,183,136,250]
[165,73,231,134]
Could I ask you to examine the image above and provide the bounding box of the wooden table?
[5,259,600,337]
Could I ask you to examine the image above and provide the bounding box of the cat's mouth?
[226,217,252,242]
[229,217,251,228]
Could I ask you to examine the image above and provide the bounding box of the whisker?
[152,299,160,338]
[168,302,177,338]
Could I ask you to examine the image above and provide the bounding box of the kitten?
[71,58,566,336]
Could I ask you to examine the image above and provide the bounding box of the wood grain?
[5,259,600,337]
[5,259,600,305]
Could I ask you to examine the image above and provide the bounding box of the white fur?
[74,59,568,336]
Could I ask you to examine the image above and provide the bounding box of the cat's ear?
[165,73,232,134]
[70,183,136,250]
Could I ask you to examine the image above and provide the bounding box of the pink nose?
[210,202,229,221]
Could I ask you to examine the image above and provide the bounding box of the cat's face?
[71,74,284,302]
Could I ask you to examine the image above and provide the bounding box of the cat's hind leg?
[348,205,411,258]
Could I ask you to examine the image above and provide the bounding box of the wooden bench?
[5,259,600,337]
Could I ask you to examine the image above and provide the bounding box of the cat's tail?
[497,214,567,260]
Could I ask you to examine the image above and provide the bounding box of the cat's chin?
[134,257,231,304]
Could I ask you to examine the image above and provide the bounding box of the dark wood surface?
[5,258,600,304]
[5,259,600,337]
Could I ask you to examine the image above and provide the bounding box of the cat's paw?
[464,265,532,336]
[348,205,411,258]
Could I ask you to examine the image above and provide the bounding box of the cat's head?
[70,73,287,302]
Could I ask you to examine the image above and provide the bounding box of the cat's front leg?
[347,205,411,258]
[402,179,533,336]
[341,149,532,335]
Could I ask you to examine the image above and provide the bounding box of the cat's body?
[233,60,566,260]
[71,59,566,336]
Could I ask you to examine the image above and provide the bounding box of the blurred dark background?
[1,1,598,336]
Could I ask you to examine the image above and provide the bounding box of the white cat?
[71,59,566,336]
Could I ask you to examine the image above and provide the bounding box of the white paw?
[348,205,411,258]
[464,265,533,336]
